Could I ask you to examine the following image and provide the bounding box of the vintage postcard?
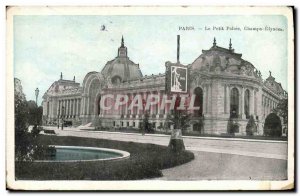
[6,6,294,191]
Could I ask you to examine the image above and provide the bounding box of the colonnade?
[262,95,278,118]
[57,98,81,119]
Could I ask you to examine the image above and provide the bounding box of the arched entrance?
[194,87,203,116]
[87,78,101,116]
[95,94,101,116]
[264,113,282,137]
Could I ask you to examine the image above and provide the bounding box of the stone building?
[42,37,287,136]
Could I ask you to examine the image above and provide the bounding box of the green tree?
[15,78,45,161]
[264,113,282,137]
[27,100,42,125]
[15,79,31,161]
[169,109,191,133]
[273,98,288,126]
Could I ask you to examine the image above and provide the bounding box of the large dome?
[101,36,143,84]
[190,38,259,78]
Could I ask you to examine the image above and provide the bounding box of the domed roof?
[101,36,143,83]
[190,38,261,79]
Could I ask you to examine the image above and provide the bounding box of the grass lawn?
[15,135,194,180]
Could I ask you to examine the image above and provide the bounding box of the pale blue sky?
[14,15,288,105]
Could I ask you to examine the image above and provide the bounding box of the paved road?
[43,126,288,180]
[159,151,287,180]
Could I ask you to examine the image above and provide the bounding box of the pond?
[35,146,130,162]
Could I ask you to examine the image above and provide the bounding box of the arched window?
[244,89,250,119]
[194,87,203,116]
[230,88,239,118]
[111,75,122,85]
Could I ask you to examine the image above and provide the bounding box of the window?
[194,87,203,116]
[230,88,239,118]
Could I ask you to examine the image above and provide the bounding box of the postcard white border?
[6,6,294,191]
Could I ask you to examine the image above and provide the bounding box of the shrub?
[264,113,282,137]
[246,115,257,136]
[43,129,56,135]
[227,118,239,134]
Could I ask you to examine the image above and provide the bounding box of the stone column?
[68,99,71,118]
[124,93,128,115]
[69,99,72,118]
[150,91,154,115]
[81,96,85,116]
[208,84,212,114]
[60,100,62,117]
[59,100,62,118]
[56,100,59,118]
[70,99,73,118]
[136,92,141,115]
[262,96,267,118]
[267,98,270,115]
[202,85,207,114]
[87,96,90,115]
[157,90,161,117]
[73,99,76,118]
[226,85,231,114]
[75,99,78,116]
[85,96,88,115]
[61,100,63,117]
[128,93,132,117]
[76,99,78,117]
[82,96,86,116]
[49,100,52,119]
[254,91,257,115]
[65,100,68,118]
[241,87,245,119]
[250,89,255,116]
[265,98,268,116]
[143,91,146,115]
[64,99,66,117]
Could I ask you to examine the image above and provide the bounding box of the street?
[43,126,288,180]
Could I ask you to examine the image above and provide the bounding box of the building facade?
[42,37,287,136]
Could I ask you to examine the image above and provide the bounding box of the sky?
[13,15,288,105]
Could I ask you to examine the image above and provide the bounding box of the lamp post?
[35,88,39,126]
